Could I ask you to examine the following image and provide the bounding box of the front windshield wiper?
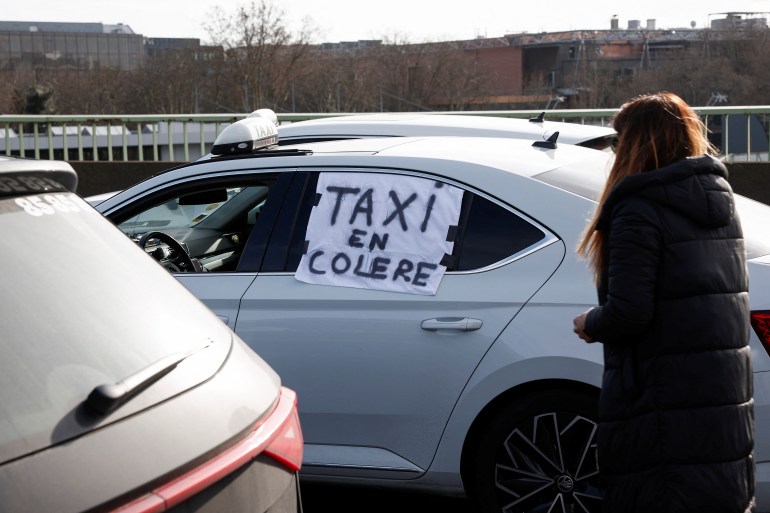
[85,343,210,415]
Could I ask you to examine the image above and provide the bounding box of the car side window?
[119,187,245,235]
[274,171,546,274]
[453,192,546,271]
[113,176,281,273]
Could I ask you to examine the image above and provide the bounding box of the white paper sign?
[295,172,464,295]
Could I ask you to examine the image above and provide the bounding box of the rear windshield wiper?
[86,343,210,415]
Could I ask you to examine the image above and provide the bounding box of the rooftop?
[0,21,136,34]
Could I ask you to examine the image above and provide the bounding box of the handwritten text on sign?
[295,173,464,295]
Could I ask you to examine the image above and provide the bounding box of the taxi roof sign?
[247,108,279,127]
[211,113,279,156]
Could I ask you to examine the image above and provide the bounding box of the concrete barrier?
[71,161,770,205]
[724,163,770,205]
[72,161,185,198]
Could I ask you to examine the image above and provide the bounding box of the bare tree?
[363,35,495,112]
[204,0,316,112]
[3,15,768,116]
[557,24,770,109]
[292,45,383,112]
[46,69,136,114]
[423,42,495,110]
[132,48,208,114]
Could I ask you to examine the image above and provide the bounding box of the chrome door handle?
[421,317,482,332]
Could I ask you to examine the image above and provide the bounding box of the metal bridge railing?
[1,107,769,163]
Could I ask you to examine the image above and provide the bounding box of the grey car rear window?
[0,193,226,464]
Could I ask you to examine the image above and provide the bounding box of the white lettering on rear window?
[15,194,81,217]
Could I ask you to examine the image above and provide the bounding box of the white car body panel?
[175,274,257,328]
[236,239,564,473]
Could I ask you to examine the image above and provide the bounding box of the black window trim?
[259,171,313,272]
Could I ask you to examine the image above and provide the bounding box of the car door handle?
[217,315,230,326]
[421,317,483,332]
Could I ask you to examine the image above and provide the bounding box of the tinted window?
[282,172,320,272]
[276,171,546,273]
[454,194,546,271]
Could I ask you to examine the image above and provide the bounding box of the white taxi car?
[96,116,770,513]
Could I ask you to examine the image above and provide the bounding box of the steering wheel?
[138,231,200,273]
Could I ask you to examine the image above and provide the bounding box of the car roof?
[282,135,609,177]
[277,112,615,147]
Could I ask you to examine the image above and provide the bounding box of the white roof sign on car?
[211,109,279,156]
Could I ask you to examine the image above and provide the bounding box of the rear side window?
[273,171,546,273]
[455,193,546,271]
[577,134,616,151]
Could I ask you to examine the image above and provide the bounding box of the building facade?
[0,21,146,71]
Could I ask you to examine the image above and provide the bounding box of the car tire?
[470,389,603,513]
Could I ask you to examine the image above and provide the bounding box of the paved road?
[301,482,476,513]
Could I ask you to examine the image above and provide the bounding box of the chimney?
[646,19,656,30]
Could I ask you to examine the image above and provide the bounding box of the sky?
[2,0,768,43]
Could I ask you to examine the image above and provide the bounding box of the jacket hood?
[597,155,734,230]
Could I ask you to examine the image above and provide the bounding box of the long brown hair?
[577,92,715,281]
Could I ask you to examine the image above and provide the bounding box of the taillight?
[115,386,302,513]
[750,311,770,356]
[264,398,303,471]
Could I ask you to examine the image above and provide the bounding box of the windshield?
[119,187,246,235]
[0,193,230,464]
[534,164,770,259]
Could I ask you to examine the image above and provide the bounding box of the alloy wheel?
[493,411,603,513]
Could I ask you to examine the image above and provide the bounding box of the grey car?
[0,156,303,512]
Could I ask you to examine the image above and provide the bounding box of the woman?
[573,92,755,513]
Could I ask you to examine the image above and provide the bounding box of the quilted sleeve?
[584,199,661,345]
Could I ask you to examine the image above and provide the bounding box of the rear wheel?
[470,390,603,513]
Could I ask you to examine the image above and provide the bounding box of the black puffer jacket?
[584,155,755,513]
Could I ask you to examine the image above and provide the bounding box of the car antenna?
[532,131,559,149]
[529,112,546,123]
